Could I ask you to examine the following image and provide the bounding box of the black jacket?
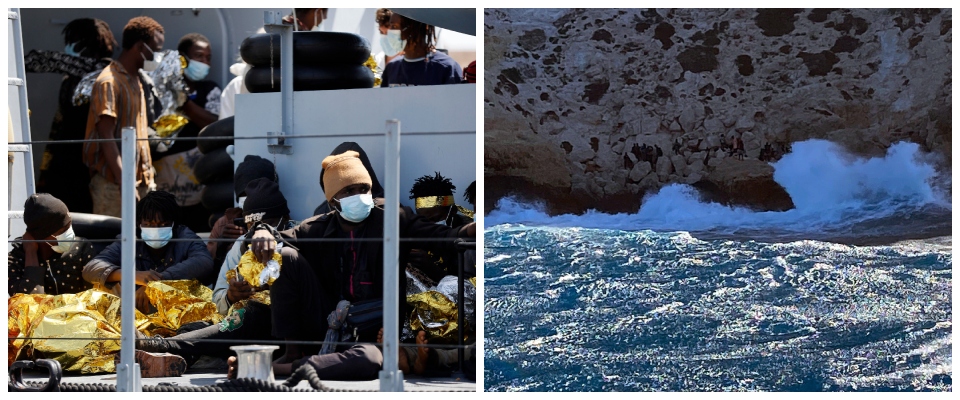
[277,199,469,328]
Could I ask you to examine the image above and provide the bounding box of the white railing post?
[264,11,293,154]
[116,127,141,392]
[379,119,403,392]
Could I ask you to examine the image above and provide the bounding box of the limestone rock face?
[485,8,952,215]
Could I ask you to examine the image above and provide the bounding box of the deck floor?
[14,369,476,392]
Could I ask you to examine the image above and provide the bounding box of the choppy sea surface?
[484,141,952,391]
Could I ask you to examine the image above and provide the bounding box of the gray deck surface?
[15,369,476,392]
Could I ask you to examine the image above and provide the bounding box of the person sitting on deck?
[380,12,462,87]
[8,194,97,296]
[137,178,291,367]
[313,142,385,216]
[82,190,215,313]
[227,150,476,380]
[407,172,474,282]
[206,155,280,278]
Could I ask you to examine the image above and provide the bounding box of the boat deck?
[14,368,476,392]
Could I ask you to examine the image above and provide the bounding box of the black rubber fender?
[196,116,234,154]
[244,64,374,93]
[201,181,234,212]
[192,148,234,185]
[69,212,121,240]
[240,31,371,67]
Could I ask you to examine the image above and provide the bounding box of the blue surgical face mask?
[382,29,403,55]
[337,193,374,223]
[64,42,81,57]
[141,226,173,249]
[51,225,75,254]
[184,59,210,81]
[436,206,453,226]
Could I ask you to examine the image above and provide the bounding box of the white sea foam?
[486,140,948,236]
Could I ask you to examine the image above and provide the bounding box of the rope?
[15,363,473,392]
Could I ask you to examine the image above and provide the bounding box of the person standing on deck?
[150,33,221,234]
[29,18,115,214]
[380,13,463,87]
[82,16,163,217]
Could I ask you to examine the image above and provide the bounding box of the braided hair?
[464,181,476,207]
[409,172,455,199]
[398,15,436,52]
[137,191,180,225]
[62,18,116,59]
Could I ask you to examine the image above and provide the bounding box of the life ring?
[240,31,371,67]
[196,116,234,154]
[200,181,235,212]
[244,64,374,93]
[192,147,234,185]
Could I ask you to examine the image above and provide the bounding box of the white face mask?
[337,193,374,223]
[141,44,160,72]
[436,206,454,226]
[381,29,403,56]
[51,226,75,254]
[141,226,173,249]
[311,10,323,31]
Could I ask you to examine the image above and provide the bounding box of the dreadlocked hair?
[177,32,209,55]
[122,16,163,50]
[137,191,180,225]
[399,15,436,52]
[63,18,116,59]
[409,172,456,199]
[464,181,476,207]
[375,8,393,26]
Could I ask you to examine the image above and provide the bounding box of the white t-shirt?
[218,75,246,120]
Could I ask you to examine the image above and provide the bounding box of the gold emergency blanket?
[139,280,223,337]
[407,291,459,343]
[152,114,190,138]
[365,55,381,87]
[226,250,282,288]
[222,250,281,317]
[8,280,222,373]
[8,290,149,374]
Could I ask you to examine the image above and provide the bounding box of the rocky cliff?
[484,8,952,215]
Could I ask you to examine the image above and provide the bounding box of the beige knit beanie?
[321,150,373,202]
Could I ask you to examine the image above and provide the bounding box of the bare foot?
[226,356,237,380]
[413,331,429,375]
[380,327,411,373]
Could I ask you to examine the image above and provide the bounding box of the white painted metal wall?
[7,16,29,242]
[234,84,476,220]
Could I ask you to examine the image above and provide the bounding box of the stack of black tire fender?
[240,31,374,93]
[192,116,235,227]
